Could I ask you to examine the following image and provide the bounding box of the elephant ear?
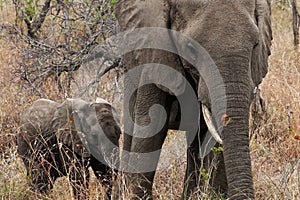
[251,0,272,87]
[92,102,121,146]
[52,99,90,158]
[70,99,120,167]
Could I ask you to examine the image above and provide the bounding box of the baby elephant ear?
[52,100,90,158]
[95,97,120,125]
[92,102,121,142]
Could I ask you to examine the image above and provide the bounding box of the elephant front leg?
[28,154,58,195]
[125,137,168,199]
[182,109,206,199]
[202,146,228,196]
[123,84,171,199]
[182,131,201,199]
[69,162,90,200]
[91,156,115,200]
[183,113,228,199]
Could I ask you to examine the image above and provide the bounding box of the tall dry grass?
[0,1,299,199]
[251,3,300,200]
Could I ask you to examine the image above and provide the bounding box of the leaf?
[200,169,210,181]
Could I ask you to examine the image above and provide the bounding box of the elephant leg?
[183,109,227,199]
[115,78,135,198]
[27,153,57,194]
[29,168,52,194]
[68,161,90,200]
[91,156,115,199]
[124,84,171,199]
[183,140,227,200]
[182,132,201,199]
[203,146,228,196]
[182,104,208,199]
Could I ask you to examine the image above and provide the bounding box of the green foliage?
[217,193,226,200]
[109,0,117,18]
[110,0,117,9]
[0,0,3,10]
[200,169,210,181]
[211,147,224,155]
[24,0,38,22]
[274,0,291,10]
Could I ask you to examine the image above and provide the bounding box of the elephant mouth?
[201,104,223,144]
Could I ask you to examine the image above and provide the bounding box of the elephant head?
[115,0,272,199]
[55,98,121,166]
[51,98,121,199]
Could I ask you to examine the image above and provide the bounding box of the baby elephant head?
[53,98,121,168]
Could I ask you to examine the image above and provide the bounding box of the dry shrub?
[0,6,20,158]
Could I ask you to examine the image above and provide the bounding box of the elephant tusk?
[201,104,223,144]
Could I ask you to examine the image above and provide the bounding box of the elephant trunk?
[222,95,254,199]
[213,56,254,199]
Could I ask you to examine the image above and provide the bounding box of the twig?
[20,66,44,97]
[291,0,300,47]
[78,58,121,97]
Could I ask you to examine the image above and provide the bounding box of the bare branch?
[31,0,52,37]
[78,58,121,97]
[11,0,117,96]
[291,0,300,47]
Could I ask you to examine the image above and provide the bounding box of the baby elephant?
[17,98,121,199]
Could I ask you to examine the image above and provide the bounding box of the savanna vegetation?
[0,0,299,199]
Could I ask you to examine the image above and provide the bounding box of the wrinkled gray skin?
[115,0,272,199]
[17,98,121,199]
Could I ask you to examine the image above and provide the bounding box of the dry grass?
[0,1,300,199]
[250,3,300,200]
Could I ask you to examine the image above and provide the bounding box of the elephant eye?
[105,121,112,126]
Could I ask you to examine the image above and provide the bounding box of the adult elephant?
[115,0,272,199]
[17,98,121,199]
